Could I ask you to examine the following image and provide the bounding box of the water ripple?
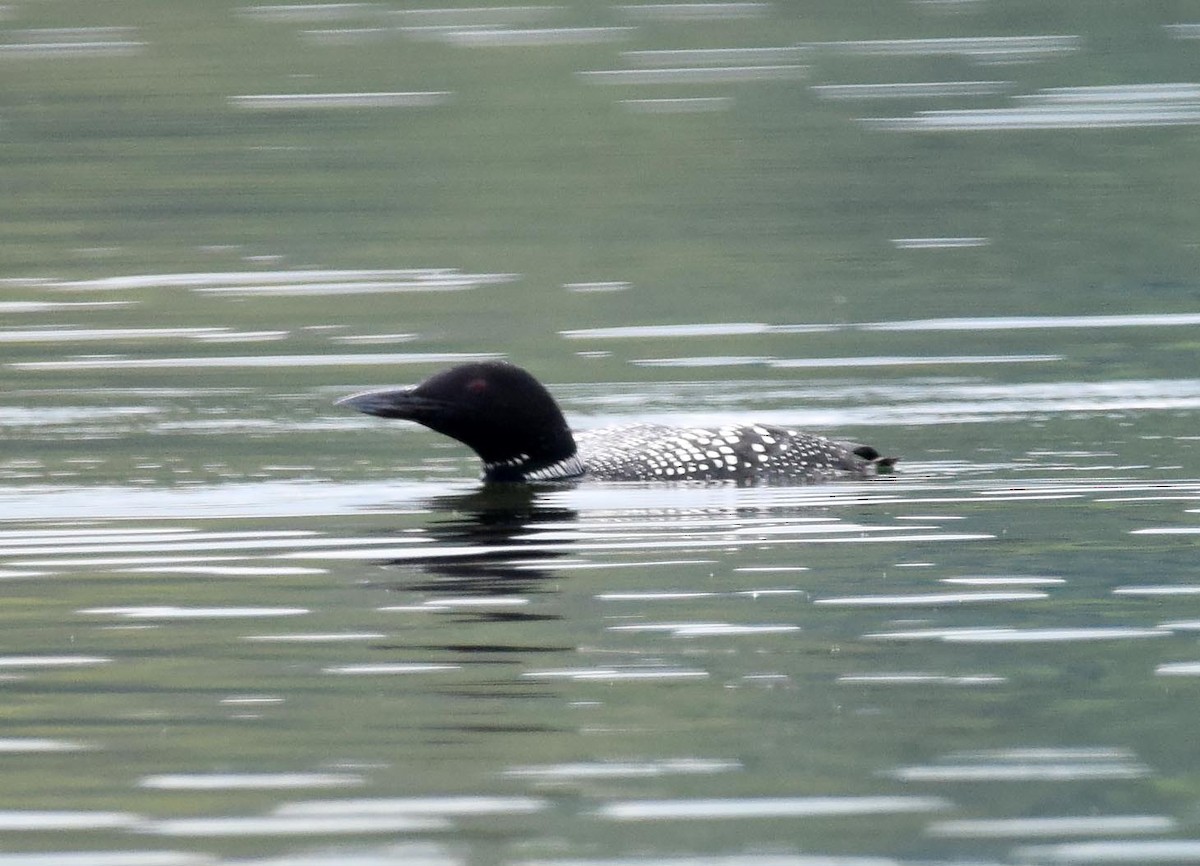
[595,795,949,820]
[140,772,363,790]
[928,814,1175,838]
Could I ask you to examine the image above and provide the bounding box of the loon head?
[338,361,580,482]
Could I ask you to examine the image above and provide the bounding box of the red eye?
[466,378,488,395]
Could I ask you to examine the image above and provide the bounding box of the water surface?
[3,0,1200,862]
[2,329,1198,863]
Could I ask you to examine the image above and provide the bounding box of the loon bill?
[338,360,897,484]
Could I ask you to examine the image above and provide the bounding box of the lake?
[2,1,1200,864]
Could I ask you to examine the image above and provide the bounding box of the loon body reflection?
[339,361,896,484]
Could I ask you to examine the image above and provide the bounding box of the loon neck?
[483,451,585,483]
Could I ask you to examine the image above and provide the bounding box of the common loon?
[338,361,896,484]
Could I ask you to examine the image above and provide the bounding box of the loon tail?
[846,443,900,475]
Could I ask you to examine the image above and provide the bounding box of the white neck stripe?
[485,454,585,482]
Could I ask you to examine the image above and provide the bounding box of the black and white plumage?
[338,361,896,484]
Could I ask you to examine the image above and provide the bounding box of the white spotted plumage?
[575,423,881,483]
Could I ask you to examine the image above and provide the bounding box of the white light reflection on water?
[580,65,807,85]
[0,39,144,58]
[0,855,207,866]
[940,575,1065,586]
[563,280,631,293]
[865,626,1168,642]
[0,527,306,544]
[391,7,560,28]
[609,623,801,637]
[239,4,386,23]
[626,46,805,66]
[242,632,387,642]
[929,814,1175,838]
[144,814,448,836]
[562,322,772,339]
[1154,662,1200,676]
[523,666,710,682]
[1113,585,1200,596]
[231,91,451,110]
[891,747,1150,784]
[1157,621,1200,633]
[893,762,1150,781]
[505,758,740,780]
[939,627,1168,643]
[1023,84,1200,104]
[515,859,911,866]
[81,606,309,620]
[636,354,1061,368]
[12,352,502,371]
[811,34,1080,61]
[860,313,1200,331]
[379,599,528,613]
[816,591,1047,606]
[331,332,418,344]
[0,327,280,343]
[198,272,512,294]
[866,83,1200,131]
[838,673,1005,685]
[530,558,716,570]
[323,663,461,675]
[1014,839,1200,863]
[2,534,426,557]
[442,27,633,47]
[0,406,160,426]
[563,313,1200,339]
[122,565,326,576]
[274,795,548,816]
[599,590,802,601]
[596,795,949,820]
[47,268,507,292]
[736,562,815,569]
[0,301,133,313]
[0,480,450,521]
[540,520,933,541]
[0,738,93,752]
[392,596,529,609]
[0,655,109,668]
[816,82,1008,100]
[866,104,1200,131]
[140,773,363,790]
[0,811,141,830]
[890,236,992,248]
[1167,23,1200,39]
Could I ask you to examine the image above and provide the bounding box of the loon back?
[338,360,896,484]
[576,423,890,483]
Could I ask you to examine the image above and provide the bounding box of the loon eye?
[466,377,489,395]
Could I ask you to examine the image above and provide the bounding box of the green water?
[3,1,1200,863]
